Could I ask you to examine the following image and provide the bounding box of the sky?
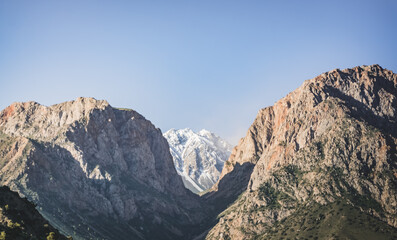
[0,0,396,144]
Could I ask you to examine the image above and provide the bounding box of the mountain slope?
[257,200,397,240]
[204,64,397,239]
[164,128,232,193]
[0,186,68,240]
[0,97,206,240]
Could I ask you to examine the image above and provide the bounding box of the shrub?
[47,232,56,240]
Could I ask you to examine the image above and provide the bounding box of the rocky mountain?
[1,64,396,240]
[163,128,232,194]
[0,97,206,240]
[204,64,397,239]
[0,186,68,240]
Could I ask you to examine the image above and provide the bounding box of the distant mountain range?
[0,64,396,239]
[163,128,232,193]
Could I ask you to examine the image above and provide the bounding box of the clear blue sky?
[1,1,396,144]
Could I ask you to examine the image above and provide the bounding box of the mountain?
[1,64,396,240]
[0,186,68,240]
[163,128,233,194]
[0,97,206,240]
[204,64,397,239]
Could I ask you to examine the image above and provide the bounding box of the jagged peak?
[49,97,110,111]
[309,64,394,85]
[328,64,384,74]
[73,96,109,105]
[198,129,212,136]
[0,98,117,140]
[165,128,230,147]
[1,97,110,119]
[3,101,40,111]
[207,64,397,239]
[164,128,194,136]
[264,64,397,114]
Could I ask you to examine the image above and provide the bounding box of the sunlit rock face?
[0,97,205,240]
[205,65,397,239]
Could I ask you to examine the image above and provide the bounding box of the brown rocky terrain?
[204,64,397,239]
[0,97,206,240]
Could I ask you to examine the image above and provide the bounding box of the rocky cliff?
[163,128,232,194]
[0,97,205,240]
[204,64,397,239]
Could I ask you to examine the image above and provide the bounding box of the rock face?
[0,186,68,240]
[163,128,232,193]
[205,65,397,239]
[0,97,205,240]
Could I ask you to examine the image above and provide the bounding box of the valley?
[0,64,396,239]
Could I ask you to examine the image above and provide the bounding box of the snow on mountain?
[163,128,233,194]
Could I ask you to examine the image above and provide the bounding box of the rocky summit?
[204,64,397,239]
[0,97,206,240]
[164,128,232,194]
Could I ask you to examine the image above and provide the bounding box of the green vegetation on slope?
[257,200,397,240]
[0,186,69,240]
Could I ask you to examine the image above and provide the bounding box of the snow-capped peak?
[163,128,233,194]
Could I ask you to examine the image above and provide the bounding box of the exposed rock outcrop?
[0,97,205,240]
[205,65,397,239]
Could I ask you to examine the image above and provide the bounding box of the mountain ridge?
[0,97,207,240]
[204,64,397,239]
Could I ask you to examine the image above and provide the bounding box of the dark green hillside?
[0,186,69,240]
[258,200,397,240]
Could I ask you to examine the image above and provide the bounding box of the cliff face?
[205,65,397,239]
[164,128,232,193]
[0,97,205,240]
